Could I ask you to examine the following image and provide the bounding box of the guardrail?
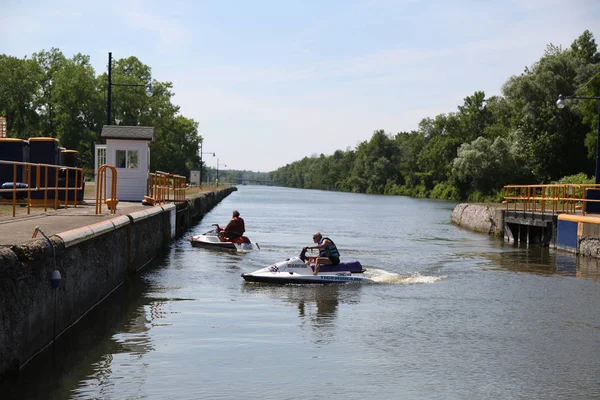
[503,184,600,216]
[0,160,84,217]
[148,171,187,204]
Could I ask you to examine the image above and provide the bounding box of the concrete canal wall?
[450,203,504,237]
[0,187,236,379]
[451,203,600,258]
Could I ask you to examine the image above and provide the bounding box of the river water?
[3,186,600,399]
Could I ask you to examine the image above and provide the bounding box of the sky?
[2,0,599,172]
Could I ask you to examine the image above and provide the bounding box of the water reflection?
[576,255,600,280]
[476,244,600,280]
[241,284,362,344]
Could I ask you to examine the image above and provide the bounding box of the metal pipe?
[107,52,112,125]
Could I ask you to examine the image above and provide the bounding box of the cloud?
[116,4,188,47]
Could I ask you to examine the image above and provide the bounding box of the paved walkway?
[0,199,152,247]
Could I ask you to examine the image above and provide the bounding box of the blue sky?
[3,0,599,172]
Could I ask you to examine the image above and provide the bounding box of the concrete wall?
[0,187,236,379]
[452,203,600,260]
[450,203,504,237]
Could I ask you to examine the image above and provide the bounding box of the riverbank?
[0,187,236,380]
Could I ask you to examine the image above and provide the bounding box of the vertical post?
[106,52,112,126]
[216,158,219,187]
[199,141,203,186]
[596,90,600,184]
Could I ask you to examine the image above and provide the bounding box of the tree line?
[0,48,201,178]
[267,30,600,201]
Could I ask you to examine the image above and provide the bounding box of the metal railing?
[503,184,600,216]
[95,164,118,214]
[148,171,187,204]
[0,160,84,217]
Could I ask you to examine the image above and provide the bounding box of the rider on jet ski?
[303,232,340,275]
[220,210,245,240]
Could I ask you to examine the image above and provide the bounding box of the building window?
[98,148,106,166]
[116,150,139,169]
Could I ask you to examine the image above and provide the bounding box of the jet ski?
[241,248,373,284]
[189,224,259,251]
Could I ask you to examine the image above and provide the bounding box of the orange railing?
[148,171,187,204]
[503,184,600,216]
[0,160,84,217]
[95,164,118,214]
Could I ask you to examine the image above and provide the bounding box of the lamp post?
[557,91,600,183]
[106,52,153,125]
[216,159,227,187]
[198,140,215,186]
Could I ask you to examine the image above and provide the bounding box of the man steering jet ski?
[303,232,340,275]
[241,233,372,284]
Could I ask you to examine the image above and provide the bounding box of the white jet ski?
[242,248,373,284]
[189,224,259,252]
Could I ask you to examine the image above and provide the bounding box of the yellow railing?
[503,184,600,216]
[148,171,187,204]
[95,164,118,214]
[0,160,84,217]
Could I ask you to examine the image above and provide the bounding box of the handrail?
[0,160,84,217]
[503,184,600,216]
[148,171,187,204]
[95,165,117,214]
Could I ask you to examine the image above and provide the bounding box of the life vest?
[226,217,245,235]
[318,237,340,258]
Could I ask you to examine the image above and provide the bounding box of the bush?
[553,173,593,185]
[430,182,459,200]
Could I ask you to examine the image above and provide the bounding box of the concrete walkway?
[0,200,152,247]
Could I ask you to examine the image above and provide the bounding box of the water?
[3,186,600,399]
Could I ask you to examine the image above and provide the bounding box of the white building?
[95,125,154,201]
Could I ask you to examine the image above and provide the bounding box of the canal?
[3,185,600,399]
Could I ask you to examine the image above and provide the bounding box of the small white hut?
[96,125,154,201]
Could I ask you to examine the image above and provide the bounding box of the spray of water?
[234,243,261,253]
[366,268,447,284]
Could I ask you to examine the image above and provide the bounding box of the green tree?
[150,115,201,177]
[0,55,42,138]
[502,42,592,182]
[51,53,104,166]
[452,135,530,196]
[33,48,67,138]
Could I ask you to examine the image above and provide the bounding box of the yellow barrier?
[96,165,118,214]
[148,171,186,204]
[0,160,84,217]
[503,184,600,216]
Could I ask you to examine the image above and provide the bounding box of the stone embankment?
[0,187,236,380]
[450,203,504,237]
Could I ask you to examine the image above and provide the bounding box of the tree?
[452,134,530,196]
[0,55,42,138]
[502,41,591,182]
[150,116,201,177]
[51,53,104,166]
[33,48,67,138]
[571,29,600,64]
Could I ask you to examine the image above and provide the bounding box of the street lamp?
[557,91,600,183]
[106,52,153,125]
[216,158,227,187]
[198,140,215,185]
